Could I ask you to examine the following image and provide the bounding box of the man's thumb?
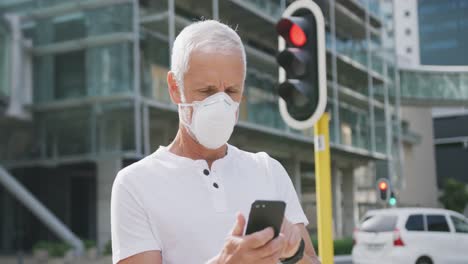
[230,212,246,236]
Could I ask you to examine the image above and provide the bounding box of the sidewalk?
[334,254,352,264]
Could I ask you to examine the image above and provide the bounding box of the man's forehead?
[185,51,245,81]
[189,78,242,88]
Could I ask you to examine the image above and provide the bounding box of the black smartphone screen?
[245,200,286,238]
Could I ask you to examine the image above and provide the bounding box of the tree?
[439,178,468,213]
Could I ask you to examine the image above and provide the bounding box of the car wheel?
[416,256,433,264]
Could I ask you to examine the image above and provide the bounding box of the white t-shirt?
[111,144,308,264]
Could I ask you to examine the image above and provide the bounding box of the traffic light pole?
[314,113,334,264]
[275,1,333,262]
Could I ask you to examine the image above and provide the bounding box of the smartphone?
[245,200,286,238]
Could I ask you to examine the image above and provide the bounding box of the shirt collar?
[155,144,235,168]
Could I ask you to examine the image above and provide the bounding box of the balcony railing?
[237,0,284,19]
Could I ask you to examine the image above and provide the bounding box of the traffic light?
[389,191,397,206]
[377,178,389,202]
[276,0,326,130]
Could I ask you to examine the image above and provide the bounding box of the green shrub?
[32,241,71,257]
[333,237,353,255]
[32,241,49,252]
[439,178,468,213]
[309,236,353,256]
[84,240,96,250]
[49,243,71,257]
[103,240,112,256]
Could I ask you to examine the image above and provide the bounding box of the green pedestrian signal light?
[389,192,397,206]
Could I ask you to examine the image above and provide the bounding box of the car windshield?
[451,215,468,233]
[360,214,397,233]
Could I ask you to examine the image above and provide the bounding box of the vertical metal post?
[168,0,175,61]
[391,0,404,189]
[365,0,376,153]
[212,0,219,20]
[132,0,142,156]
[332,165,343,238]
[143,104,150,156]
[90,104,97,156]
[52,132,58,162]
[394,64,403,188]
[383,59,392,181]
[314,113,334,264]
[39,115,46,159]
[329,0,340,144]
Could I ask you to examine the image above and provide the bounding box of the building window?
[405,10,410,17]
[387,29,394,38]
[405,28,411,35]
[53,16,86,100]
[54,50,86,100]
[406,47,412,54]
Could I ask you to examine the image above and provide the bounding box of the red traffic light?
[276,17,309,47]
[289,24,307,47]
[379,181,388,190]
[377,179,389,201]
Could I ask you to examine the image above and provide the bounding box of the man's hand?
[209,213,286,264]
[279,218,303,259]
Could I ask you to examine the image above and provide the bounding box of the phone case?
[245,200,286,238]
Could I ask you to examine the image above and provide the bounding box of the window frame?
[425,214,451,233]
[405,214,425,232]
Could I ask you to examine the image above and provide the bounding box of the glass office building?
[0,0,411,253]
[418,0,468,66]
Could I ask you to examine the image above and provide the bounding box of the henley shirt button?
[203,169,210,176]
[213,182,219,188]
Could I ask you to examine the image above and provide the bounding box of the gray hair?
[170,20,247,102]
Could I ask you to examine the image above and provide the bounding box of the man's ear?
[167,71,182,104]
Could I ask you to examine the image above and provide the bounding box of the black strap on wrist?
[280,238,305,264]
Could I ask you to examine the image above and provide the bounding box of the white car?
[352,208,468,264]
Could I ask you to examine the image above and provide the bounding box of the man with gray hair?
[111,20,320,264]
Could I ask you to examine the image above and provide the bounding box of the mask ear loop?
[177,87,200,140]
[233,102,240,123]
[178,103,194,129]
[178,103,202,145]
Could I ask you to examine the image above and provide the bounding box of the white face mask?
[178,92,240,149]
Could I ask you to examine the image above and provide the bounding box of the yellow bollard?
[314,113,334,264]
